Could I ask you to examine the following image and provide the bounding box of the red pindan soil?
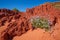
[0,3,60,40]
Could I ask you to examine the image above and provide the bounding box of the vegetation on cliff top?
[12,8,19,12]
[52,2,60,9]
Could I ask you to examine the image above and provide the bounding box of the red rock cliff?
[0,3,60,40]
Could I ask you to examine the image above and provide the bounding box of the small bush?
[13,8,19,12]
[30,17,50,30]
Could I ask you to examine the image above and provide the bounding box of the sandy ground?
[13,29,55,40]
[12,18,60,40]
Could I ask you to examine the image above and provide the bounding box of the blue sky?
[0,0,60,12]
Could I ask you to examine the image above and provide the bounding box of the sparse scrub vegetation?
[30,17,50,30]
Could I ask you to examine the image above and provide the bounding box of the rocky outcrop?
[0,2,60,40]
[0,9,33,40]
[26,3,60,26]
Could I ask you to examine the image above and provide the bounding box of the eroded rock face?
[0,3,60,40]
[0,9,33,40]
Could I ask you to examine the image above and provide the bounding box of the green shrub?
[13,8,19,12]
[30,17,50,30]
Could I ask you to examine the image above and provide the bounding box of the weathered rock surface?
[0,2,60,40]
[0,9,33,40]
